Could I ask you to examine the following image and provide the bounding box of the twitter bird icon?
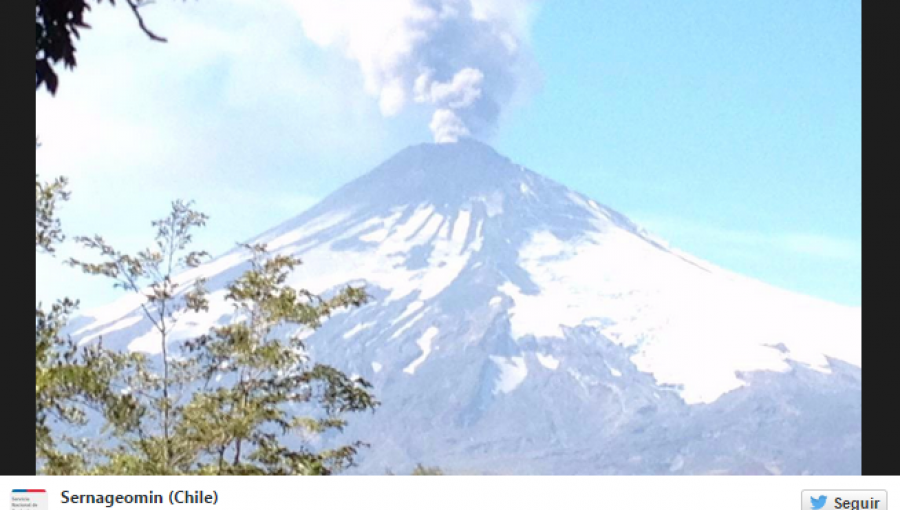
[811,495,828,510]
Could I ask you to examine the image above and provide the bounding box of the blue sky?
[497,1,862,305]
[35,0,861,309]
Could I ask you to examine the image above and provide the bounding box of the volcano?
[70,139,862,475]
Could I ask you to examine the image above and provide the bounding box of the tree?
[35,154,143,474]
[35,138,79,468]
[36,148,77,465]
[176,243,376,474]
[36,0,169,94]
[67,199,211,472]
[60,208,376,475]
[36,303,147,475]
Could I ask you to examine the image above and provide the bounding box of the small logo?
[11,490,47,510]
[810,495,828,510]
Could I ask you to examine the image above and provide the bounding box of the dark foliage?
[36,0,168,94]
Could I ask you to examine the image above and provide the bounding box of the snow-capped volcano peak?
[300,139,526,215]
[336,138,527,200]
[71,141,861,475]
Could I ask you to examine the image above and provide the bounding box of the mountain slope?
[70,139,862,474]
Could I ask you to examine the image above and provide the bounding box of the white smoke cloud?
[416,68,484,109]
[288,0,540,143]
[430,108,470,143]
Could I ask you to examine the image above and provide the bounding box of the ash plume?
[290,0,540,143]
